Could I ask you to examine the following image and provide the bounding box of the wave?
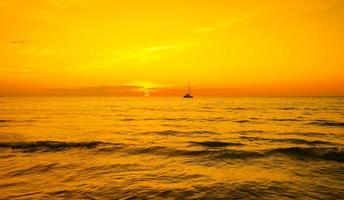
[125,145,261,160]
[308,120,344,127]
[54,179,342,199]
[167,146,343,162]
[124,117,234,123]
[240,136,336,145]
[206,117,229,122]
[275,138,336,145]
[190,130,220,135]
[234,120,250,123]
[226,107,258,111]
[146,130,220,136]
[142,117,190,121]
[6,163,59,177]
[191,141,244,148]
[74,163,141,179]
[237,130,264,135]
[270,118,301,122]
[149,130,181,136]
[0,141,106,152]
[278,107,296,110]
[120,118,136,121]
[0,119,12,123]
[172,149,262,159]
[2,141,342,162]
[266,147,344,162]
[278,132,329,137]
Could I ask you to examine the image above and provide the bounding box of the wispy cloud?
[196,21,235,33]
[43,85,143,96]
[295,0,340,13]
[107,42,196,64]
[194,11,257,34]
[43,82,165,97]
[0,67,30,74]
[0,66,32,78]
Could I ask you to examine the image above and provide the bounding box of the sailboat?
[183,83,193,98]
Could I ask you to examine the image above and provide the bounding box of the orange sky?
[1,0,343,96]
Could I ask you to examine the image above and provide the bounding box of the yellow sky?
[1,0,343,96]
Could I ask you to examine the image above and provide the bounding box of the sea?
[0,97,343,199]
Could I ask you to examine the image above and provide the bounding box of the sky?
[0,0,343,96]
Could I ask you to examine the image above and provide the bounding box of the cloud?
[107,42,196,64]
[196,21,235,33]
[297,0,340,13]
[194,0,341,35]
[10,40,26,44]
[194,11,258,34]
[0,67,30,74]
[43,85,148,96]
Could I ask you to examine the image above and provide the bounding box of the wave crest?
[191,141,244,148]
[0,141,104,152]
[267,147,344,162]
[308,120,344,127]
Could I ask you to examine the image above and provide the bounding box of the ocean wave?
[0,119,12,123]
[237,130,264,134]
[6,163,59,177]
[266,147,344,162]
[72,180,317,199]
[240,136,336,145]
[149,130,181,136]
[145,130,220,136]
[170,148,262,159]
[206,117,229,122]
[275,138,336,145]
[124,144,344,162]
[190,130,220,134]
[0,141,105,152]
[278,107,296,110]
[73,163,141,180]
[270,118,301,122]
[125,145,261,160]
[226,107,257,111]
[278,132,329,137]
[120,118,136,121]
[1,141,342,162]
[235,120,251,123]
[142,117,190,121]
[308,120,344,127]
[141,117,231,122]
[0,119,37,122]
[191,141,244,147]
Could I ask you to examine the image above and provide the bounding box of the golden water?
[0,97,343,199]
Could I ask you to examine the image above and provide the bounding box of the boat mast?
[188,82,190,95]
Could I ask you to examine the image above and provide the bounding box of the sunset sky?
[1,0,343,96]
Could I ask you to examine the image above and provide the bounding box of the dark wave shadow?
[191,141,244,148]
[0,119,12,123]
[266,147,344,162]
[126,145,343,162]
[0,141,106,152]
[308,119,344,127]
[1,141,342,162]
[144,130,220,136]
[5,163,59,177]
[240,136,337,146]
[269,118,301,122]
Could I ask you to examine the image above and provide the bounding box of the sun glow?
[127,81,160,97]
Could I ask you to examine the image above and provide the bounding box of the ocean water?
[0,97,343,199]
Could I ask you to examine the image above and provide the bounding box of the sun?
[127,81,160,97]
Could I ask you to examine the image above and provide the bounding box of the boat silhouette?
[183,83,193,98]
